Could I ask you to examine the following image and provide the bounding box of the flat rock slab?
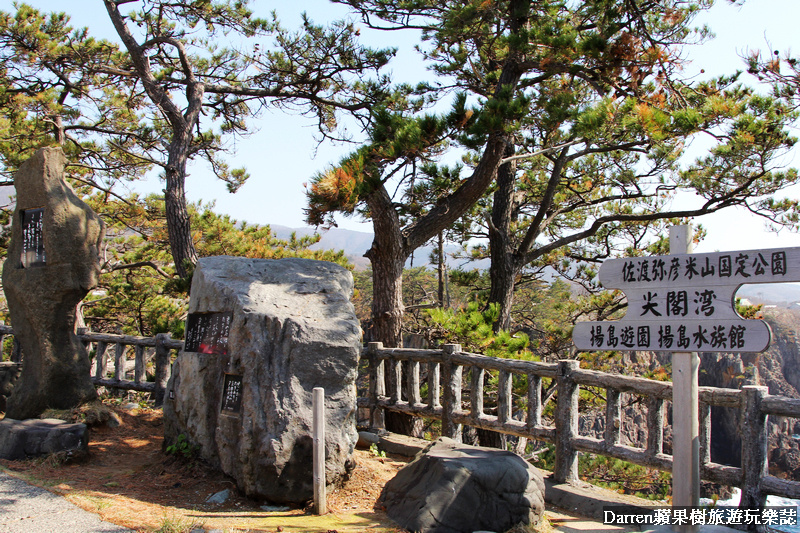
[0,418,88,460]
[0,470,130,532]
[381,437,545,533]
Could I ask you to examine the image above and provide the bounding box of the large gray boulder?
[163,256,361,503]
[381,437,546,533]
[3,147,103,419]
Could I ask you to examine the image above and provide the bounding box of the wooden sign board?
[572,246,800,353]
[21,207,45,267]
[600,249,797,288]
[184,312,232,355]
[221,373,243,413]
[573,319,771,352]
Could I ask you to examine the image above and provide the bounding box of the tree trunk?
[437,232,445,306]
[364,186,425,436]
[488,253,518,332]
[367,244,405,348]
[488,140,519,332]
[164,164,198,279]
[364,186,406,348]
[104,0,203,281]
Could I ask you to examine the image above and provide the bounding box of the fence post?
[699,402,711,467]
[647,396,665,457]
[114,342,125,380]
[407,359,421,408]
[76,327,89,351]
[313,387,327,515]
[11,337,21,363]
[471,367,485,420]
[367,342,385,430]
[527,374,542,431]
[554,359,580,483]
[441,343,462,442]
[605,388,622,446]
[498,370,512,425]
[427,360,440,410]
[134,345,145,383]
[740,386,769,513]
[95,341,109,379]
[388,356,401,404]
[153,333,172,406]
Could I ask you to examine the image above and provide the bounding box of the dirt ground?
[0,403,566,533]
[0,404,414,532]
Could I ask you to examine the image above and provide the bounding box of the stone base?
[0,418,88,460]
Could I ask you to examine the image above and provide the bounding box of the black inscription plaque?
[184,312,232,355]
[21,207,45,267]
[221,374,243,413]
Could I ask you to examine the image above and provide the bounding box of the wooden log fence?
[362,341,800,509]
[2,328,799,505]
[0,325,183,406]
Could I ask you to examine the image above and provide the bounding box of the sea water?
[700,489,800,533]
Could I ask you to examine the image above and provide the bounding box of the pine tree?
[308,0,800,339]
[1,2,392,278]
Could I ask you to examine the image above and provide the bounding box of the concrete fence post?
[441,343,462,442]
[313,387,327,515]
[153,333,172,406]
[554,359,580,483]
[740,385,769,514]
[367,342,385,430]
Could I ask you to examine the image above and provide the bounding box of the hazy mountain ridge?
[737,283,800,306]
[269,224,486,271]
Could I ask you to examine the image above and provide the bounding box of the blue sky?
[5,0,800,255]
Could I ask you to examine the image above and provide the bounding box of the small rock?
[104,411,122,428]
[357,430,380,449]
[206,489,230,505]
[120,402,140,411]
[260,504,291,512]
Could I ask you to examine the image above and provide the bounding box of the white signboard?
[572,246,800,353]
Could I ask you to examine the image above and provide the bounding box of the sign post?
[571,225,800,531]
[669,226,700,533]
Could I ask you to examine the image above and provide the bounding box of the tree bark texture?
[164,159,199,279]
[488,140,519,331]
[365,186,406,349]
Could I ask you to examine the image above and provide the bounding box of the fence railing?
[362,341,800,508]
[4,329,799,506]
[0,325,184,406]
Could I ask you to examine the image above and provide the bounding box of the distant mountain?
[737,283,800,306]
[268,224,487,271]
[269,225,373,270]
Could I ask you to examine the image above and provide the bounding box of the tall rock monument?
[3,147,104,419]
[164,256,361,503]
